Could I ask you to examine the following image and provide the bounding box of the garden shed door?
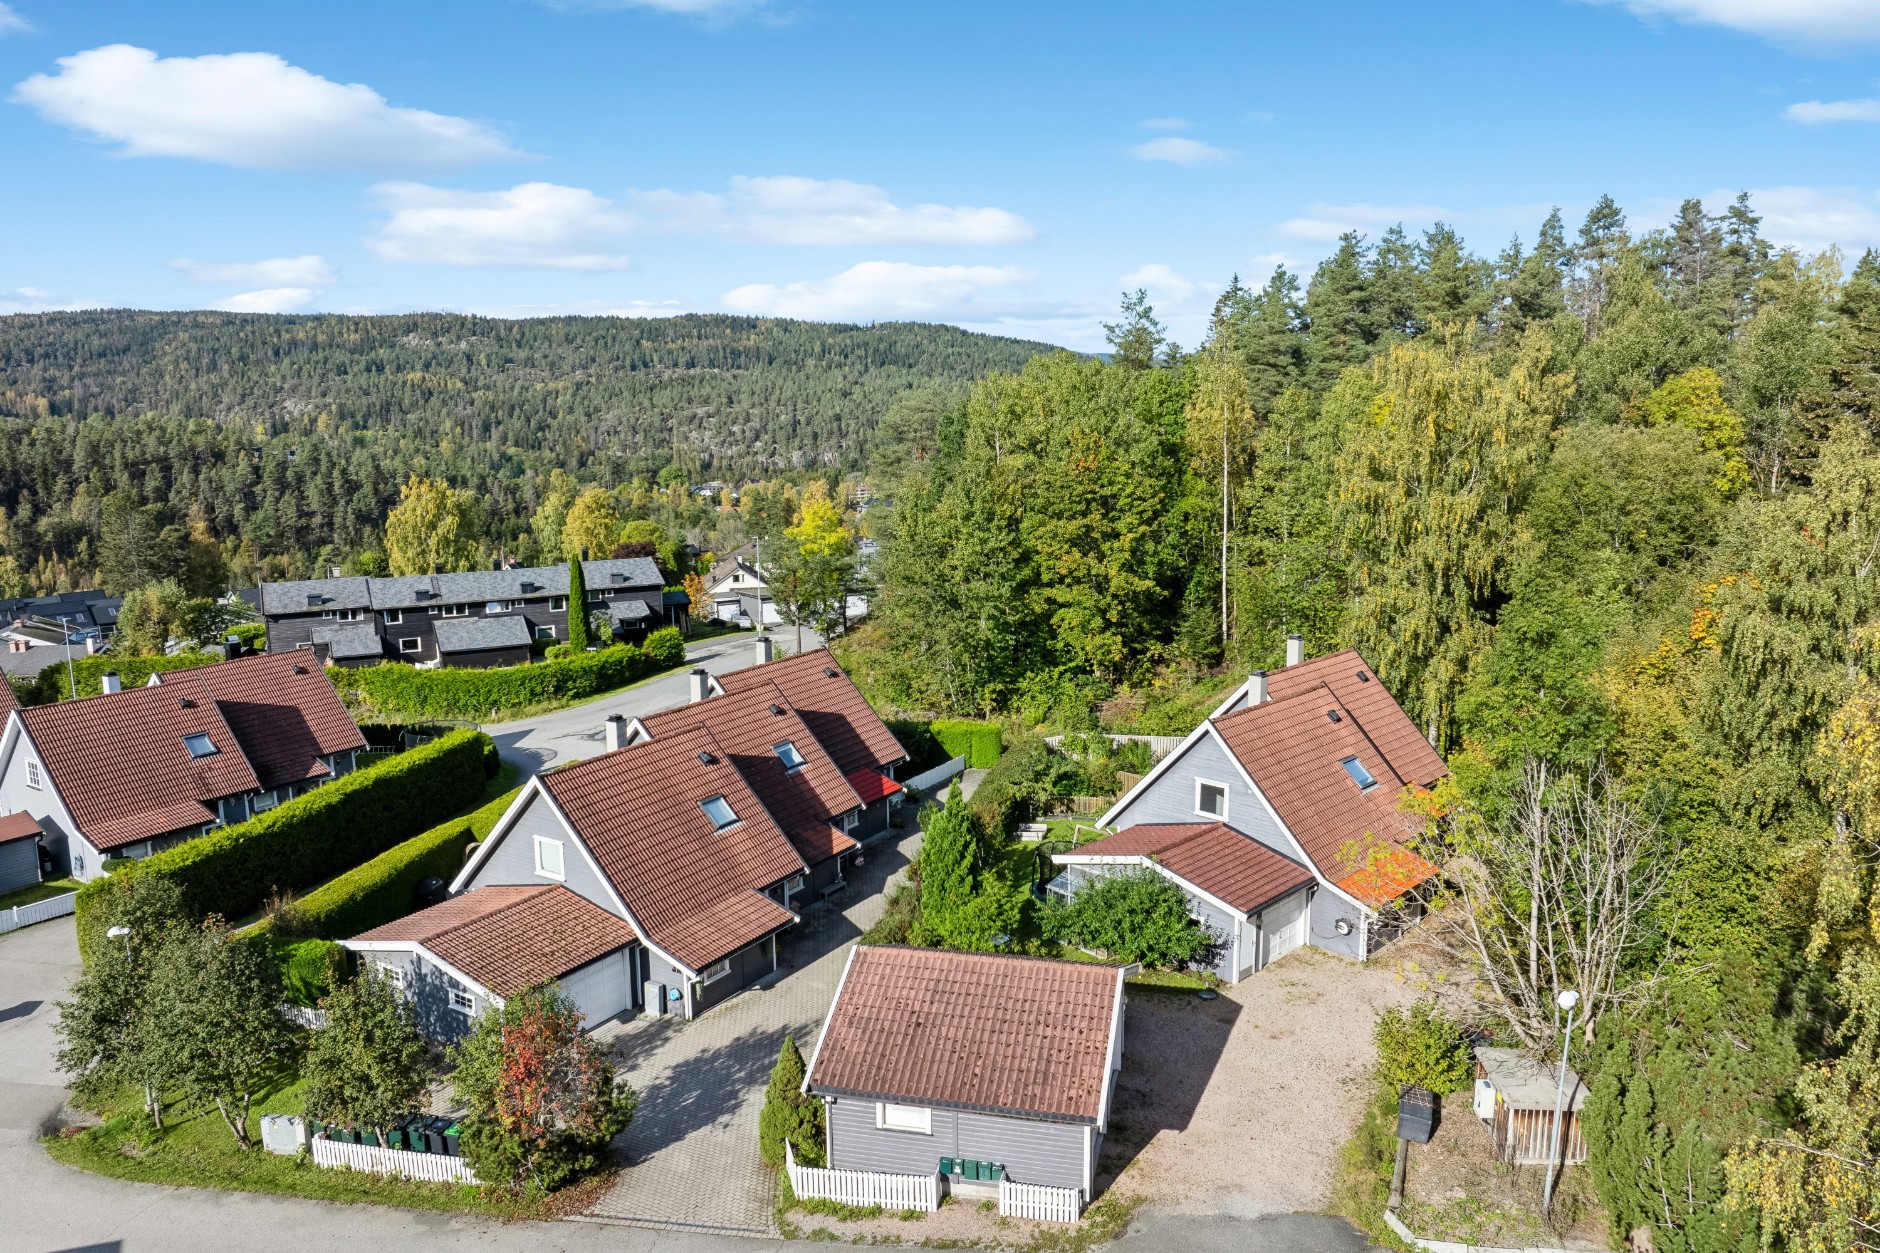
[1261,890,1309,966]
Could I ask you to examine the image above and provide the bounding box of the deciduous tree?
[302,966,432,1146]
[383,475,483,576]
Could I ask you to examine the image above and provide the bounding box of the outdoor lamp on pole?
[1542,989,1581,1213]
[107,925,157,1125]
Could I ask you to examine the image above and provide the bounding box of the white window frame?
[382,609,403,624]
[437,604,469,618]
[183,732,219,759]
[536,625,557,640]
[1340,756,1379,791]
[398,636,422,653]
[774,740,806,771]
[701,957,733,984]
[701,795,738,829]
[374,960,404,990]
[876,1103,932,1134]
[250,789,278,814]
[72,851,84,877]
[1195,777,1229,820]
[486,601,510,614]
[843,809,861,833]
[449,989,474,1015]
[533,835,566,881]
[26,759,41,790]
[551,597,567,611]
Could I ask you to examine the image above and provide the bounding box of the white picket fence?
[0,891,77,935]
[902,755,966,794]
[998,1176,1083,1222]
[278,1004,326,1029]
[786,1142,939,1211]
[310,1134,478,1185]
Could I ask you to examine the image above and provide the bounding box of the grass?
[0,876,81,912]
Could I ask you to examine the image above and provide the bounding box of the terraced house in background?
[257,556,680,669]
[0,652,366,887]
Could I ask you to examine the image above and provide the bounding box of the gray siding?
[358,948,495,1042]
[0,836,39,893]
[1107,732,1299,862]
[466,793,626,919]
[0,724,86,878]
[1061,862,1234,980]
[692,937,774,1014]
[825,1097,1088,1193]
[1310,885,1366,960]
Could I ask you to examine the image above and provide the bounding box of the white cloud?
[1139,117,1192,131]
[0,4,35,36]
[1276,201,1453,242]
[721,261,1030,321]
[1787,98,1880,123]
[537,0,767,13]
[0,286,88,313]
[463,297,693,319]
[630,175,1032,245]
[1129,136,1230,166]
[1580,0,1880,46]
[11,45,520,170]
[1719,185,1880,253]
[1120,263,1199,303]
[213,287,317,313]
[172,255,336,287]
[368,182,633,270]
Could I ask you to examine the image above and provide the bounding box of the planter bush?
[327,642,680,720]
[76,730,490,958]
[642,625,686,668]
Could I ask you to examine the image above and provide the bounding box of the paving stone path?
[577,829,917,1237]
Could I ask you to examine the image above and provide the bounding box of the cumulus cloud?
[1580,0,1880,46]
[0,4,34,36]
[1129,136,1230,166]
[629,175,1033,245]
[171,255,336,287]
[11,45,520,170]
[368,182,633,270]
[1787,98,1880,123]
[213,287,318,313]
[721,261,1030,321]
[1721,185,1880,253]
[1276,201,1454,242]
[1139,117,1192,131]
[1119,263,1200,303]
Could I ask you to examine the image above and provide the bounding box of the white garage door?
[557,947,634,1028]
[1261,889,1310,968]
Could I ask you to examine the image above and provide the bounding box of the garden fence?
[278,1005,327,1029]
[998,1177,1083,1222]
[786,1142,939,1211]
[0,891,77,935]
[903,756,966,793]
[311,1134,478,1184]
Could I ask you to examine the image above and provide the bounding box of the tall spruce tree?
[567,555,589,651]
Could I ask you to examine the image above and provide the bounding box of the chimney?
[224,634,242,660]
[85,635,103,656]
[580,546,590,561]
[754,636,773,665]
[1286,634,1305,667]
[100,671,121,695]
[493,558,502,571]
[329,566,341,579]
[432,562,443,575]
[688,668,711,703]
[1249,670,1268,704]
[603,714,627,753]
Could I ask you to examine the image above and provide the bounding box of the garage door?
[1261,889,1310,968]
[558,946,634,1028]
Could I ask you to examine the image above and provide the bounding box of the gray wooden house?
[805,946,1127,1205]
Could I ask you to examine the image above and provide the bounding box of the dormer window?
[1341,756,1378,791]
[700,795,738,829]
[183,733,219,759]
[774,741,806,771]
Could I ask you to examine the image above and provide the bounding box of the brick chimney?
[603,714,627,752]
[688,669,711,703]
[100,671,121,695]
[754,636,773,665]
[1286,634,1305,667]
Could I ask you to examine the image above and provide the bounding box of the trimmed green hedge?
[76,729,492,958]
[931,720,1003,769]
[328,640,680,719]
[30,651,221,703]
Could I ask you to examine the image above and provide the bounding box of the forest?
[844,193,1880,1250]
[0,310,1052,592]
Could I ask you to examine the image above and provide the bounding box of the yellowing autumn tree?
[382,476,484,576]
[560,488,624,562]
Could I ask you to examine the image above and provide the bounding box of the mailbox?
[1397,1086,1438,1145]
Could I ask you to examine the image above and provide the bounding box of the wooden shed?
[1473,1046,1587,1166]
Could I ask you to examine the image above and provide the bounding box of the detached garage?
[343,883,639,1039]
[0,812,44,895]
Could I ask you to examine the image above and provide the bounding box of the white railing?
[278,1005,327,1029]
[998,1177,1082,1222]
[311,1134,478,1185]
[0,891,77,934]
[903,756,966,794]
[1044,733,1185,761]
[786,1141,939,1211]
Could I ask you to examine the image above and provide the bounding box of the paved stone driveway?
[577,829,917,1237]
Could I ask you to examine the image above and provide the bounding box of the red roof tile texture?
[0,810,42,846]
[1214,649,1447,886]
[0,680,17,717]
[540,724,805,972]
[157,652,366,791]
[636,680,864,846]
[1071,822,1313,914]
[718,649,906,777]
[808,947,1124,1124]
[352,884,638,999]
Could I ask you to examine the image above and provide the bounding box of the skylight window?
[701,795,738,829]
[183,733,218,759]
[1341,756,1377,790]
[774,741,807,771]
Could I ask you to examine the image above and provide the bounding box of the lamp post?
[107,925,158,1127]
[1542,989,1581,1213]
[56,614,77,700]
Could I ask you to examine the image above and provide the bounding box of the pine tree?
[1303,233,1373,388]
[758,1034,825,1169]
[567,556,589,651]
[1572,194,1630,327]
[1103,289,1166,370]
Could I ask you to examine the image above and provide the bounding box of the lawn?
[0,876,81,912]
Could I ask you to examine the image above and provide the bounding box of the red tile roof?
[718,649,906,776]
[845,768,902,804]
[351,884,638,1000]
[18,652,365,851]
[636,680,864,847]
[1337,845,1444,909]
[0,680,17,717]
[1070,822,1313,914]
[540,725,805,972]
[1212,650,1446,892]
[789,822,858,865]
[807,947,1124,1124]
[0,810,42,846]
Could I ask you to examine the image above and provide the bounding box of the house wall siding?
[1107,733,1297,860]
[825,1098,1088,1193]
[693,936,774,1015]
[0,836,39,893]
[1310,886,1366,960]
[465,793,627,920]
[359,948,494,1042]
[0,725,86,878]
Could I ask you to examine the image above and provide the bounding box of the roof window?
[1341,756,1377,790]
[183,733,219,759]
[698,750,717,765]
[1357,671,1372,683]
[1327,709,1342,723]
[700,795,738,829]
[774,740,806,771]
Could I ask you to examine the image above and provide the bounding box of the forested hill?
[0,310,1056,584]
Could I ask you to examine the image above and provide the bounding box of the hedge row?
[328,628,687,719]
[931,720,1004,770]
[29,650,221,703]
[76,729,494,956]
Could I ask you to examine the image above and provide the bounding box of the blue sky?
[3,0,1879,349]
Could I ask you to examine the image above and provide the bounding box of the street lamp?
[1542,989,1581,1213]
[106,926,157,1126]
[56,614,78,700]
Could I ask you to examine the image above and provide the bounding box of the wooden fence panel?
[310,1134,478,1184]
[998,1177,1082,1222]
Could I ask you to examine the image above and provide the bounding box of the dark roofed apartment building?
[258,557,678,669]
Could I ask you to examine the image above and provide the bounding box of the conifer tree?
[757,1035,824,1168]
[567,555,589,651]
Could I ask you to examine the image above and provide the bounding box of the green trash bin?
[359,1130,380,1148]
[989,1162,1005,1182]
[401,1119,428,1153]
[385,1125,407,1151]
[966,1159,984,1181]
[441,1122,462,1157]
